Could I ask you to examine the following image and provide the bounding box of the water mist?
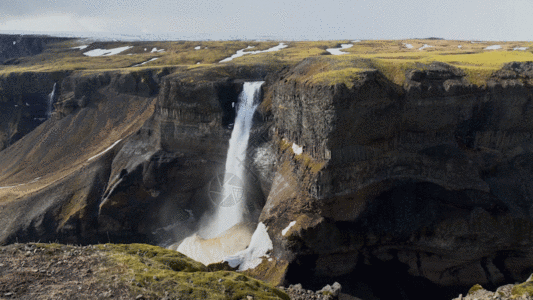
[176,81,264,265]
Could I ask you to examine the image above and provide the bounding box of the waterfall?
[200,81,264,239]
[47,83,56,118]
[175,81,263,264]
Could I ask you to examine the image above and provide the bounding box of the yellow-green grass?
[361,50,533,85]
[1,38,532,86]
[98,243,289,300]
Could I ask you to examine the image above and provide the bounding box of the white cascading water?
[47,83,56,118]
[201,81,264,238]
[176,81,263,264]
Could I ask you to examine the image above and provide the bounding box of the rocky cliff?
[258,60,533,299]
[0,34,73,65]
[2,35,533,300]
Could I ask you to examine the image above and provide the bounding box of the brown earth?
[0,243,133,300]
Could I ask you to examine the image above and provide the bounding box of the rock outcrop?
[259,60,533,299]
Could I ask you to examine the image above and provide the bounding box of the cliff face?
[0,66,265,247]
[0,71,70,150]
[2,45,533,299]
[260,60,533,294]
[0,34,73,65]
[0,69,160,244]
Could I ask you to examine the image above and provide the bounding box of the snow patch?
[0,177,40,190]
[13,41,16,45]
[220,43,288,63]
[83,46,133,57]
[514,46,529,51]
[151,47,165,53]
[485,45,502,50]
[87,139,123,161]
[195,46,201,50]
[403,43,413,49]
[458,45,462,49]
[223,222,273,271]
[292,143,303,155]
[71,45,89,50]
[282,221,296,236]
[326,44,353,55]
[418,44,433,50]
[131,57,159,67]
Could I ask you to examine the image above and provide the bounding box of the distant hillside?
[0,34,74,65]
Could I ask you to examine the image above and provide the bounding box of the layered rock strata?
[260,60,533,296]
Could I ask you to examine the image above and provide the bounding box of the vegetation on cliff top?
[0,37,532,86]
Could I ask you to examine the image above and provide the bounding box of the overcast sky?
[0,0,531,40]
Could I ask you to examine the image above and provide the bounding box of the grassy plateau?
[1,38,532,86]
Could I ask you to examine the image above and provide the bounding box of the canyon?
[1,35,533,299]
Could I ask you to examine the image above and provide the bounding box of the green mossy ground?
[98,243,289,300]
[27,243,288,300]
[467,284,484,295]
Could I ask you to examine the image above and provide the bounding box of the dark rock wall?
[2,55,533,297]
[0,34,73,65]
[0,71,70,150]
[262,61,533,291]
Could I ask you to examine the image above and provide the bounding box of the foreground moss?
[511,277,533,298]
[98,243,289,300]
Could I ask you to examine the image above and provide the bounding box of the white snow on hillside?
[0,177,40,190]
[419,44,433,50]
[485,45,502,50]
[326,44,353,55]
[220,43,288,62]
[292,143,303,155]
[151,47,165,53]
[223,222,273,271]
[404,43,414,49]
[71,45,89,50]
[131,57,159,67]
[195,46,201,50]
[514,46,529,51]
[458,45,462,48]
[83,46,133,57]
[87,139,123,161]
[282,221,296,236]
